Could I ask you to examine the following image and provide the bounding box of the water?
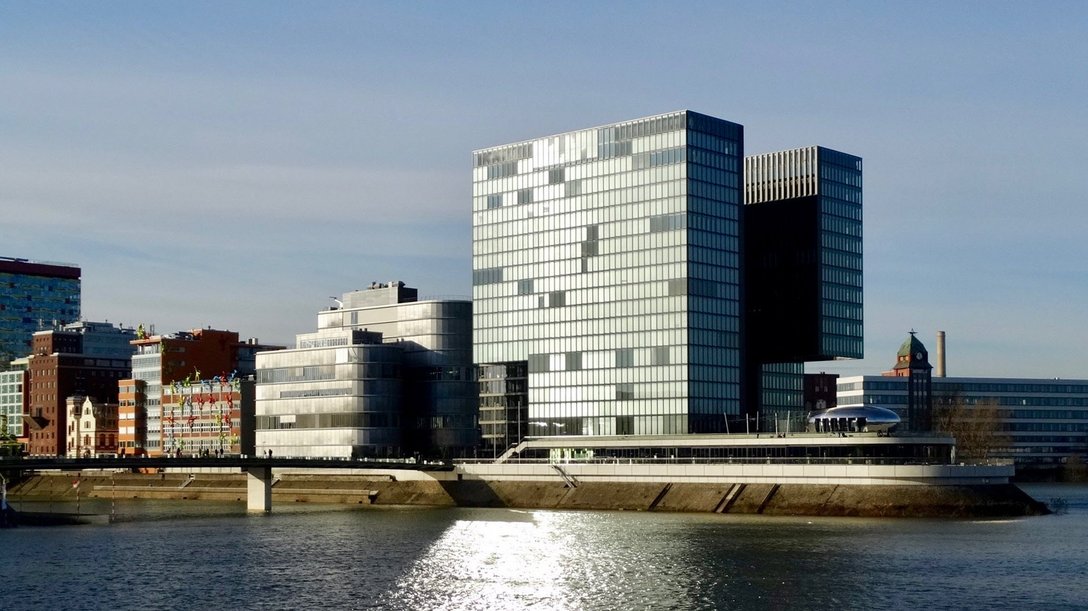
[2,485,1087,610]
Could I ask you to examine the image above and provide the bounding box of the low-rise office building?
[837,335,1088,466]
[838,375,1088,466]
[256,282,476,458]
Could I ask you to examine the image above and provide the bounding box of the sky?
[2,1,1086,379]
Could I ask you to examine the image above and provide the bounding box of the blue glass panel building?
[0,257,81,366]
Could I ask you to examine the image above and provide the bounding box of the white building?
[256,283,475,458]
[65,396,118,458]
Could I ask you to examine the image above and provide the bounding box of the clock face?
[915,352,923,359]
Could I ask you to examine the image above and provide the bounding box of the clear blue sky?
[2,1,1085,378]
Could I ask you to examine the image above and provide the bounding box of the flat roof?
[518,433,954,451]
[0,257,80,280]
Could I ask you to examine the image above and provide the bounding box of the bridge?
[0,456,453,512]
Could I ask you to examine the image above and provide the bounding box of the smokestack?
[936,331,946,377]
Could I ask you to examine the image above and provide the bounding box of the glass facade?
[131,347,164,452]
[816,147,864,358]
[256,339,405,458]
[257,284,477,458]
[0,258,81,365]
[1,369,26,438]
[478,361,528,456]
[473,111,744,437]
[743,146,863,418]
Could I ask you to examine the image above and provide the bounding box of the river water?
[2,484,1086,610]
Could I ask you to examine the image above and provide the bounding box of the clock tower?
[883,331,933,432]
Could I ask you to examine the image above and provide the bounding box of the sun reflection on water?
[382,509,707,610]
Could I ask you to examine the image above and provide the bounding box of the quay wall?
[8,462,1048,518]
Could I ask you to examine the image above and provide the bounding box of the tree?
[0,414,21,457]
[933,389,1007,463]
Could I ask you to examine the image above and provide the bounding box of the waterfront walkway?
[0,456,452,512]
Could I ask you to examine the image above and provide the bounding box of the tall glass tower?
[472,111,744,441]
[744,146,864,423]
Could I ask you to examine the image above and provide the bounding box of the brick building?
[128,328,279,456]
[25,323,134,456]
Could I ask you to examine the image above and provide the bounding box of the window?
[616,383,634,400]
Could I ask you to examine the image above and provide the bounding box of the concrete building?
[24,322,135,456]
[256,282,476,458]
[471,111,862,449]
[0,257,81,366]
[126,327,279,456]
[65,396,118,458]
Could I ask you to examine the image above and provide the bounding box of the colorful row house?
[160,373,255,457]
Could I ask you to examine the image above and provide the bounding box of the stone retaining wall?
[8,472,1048,518]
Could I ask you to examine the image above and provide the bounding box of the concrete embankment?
[8,472,1048,518]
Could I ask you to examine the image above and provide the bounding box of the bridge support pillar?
[246,466,273,513]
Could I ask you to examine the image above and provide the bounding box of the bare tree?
[933,389,1007,463]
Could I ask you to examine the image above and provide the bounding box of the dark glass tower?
[743,146,863,423]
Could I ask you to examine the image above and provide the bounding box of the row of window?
[821,267,864,290]
[820,214,862,238]
[845,381,1088,395]
[474,247,711,290]
[475,276,706,313]
[521,362,739,391]
[474,155,687,199]
[819,163,863,188]
[476,179,690,223]
[255,412,401,431]
[475,205,692,251]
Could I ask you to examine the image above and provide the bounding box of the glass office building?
[744,146,864,420]
[1,368,27,439]
[0,257,81,366]
[256,283,477,458]
[473,111,745,438]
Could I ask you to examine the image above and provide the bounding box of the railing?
[0,455,454,471]
[456,456,1011,467]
